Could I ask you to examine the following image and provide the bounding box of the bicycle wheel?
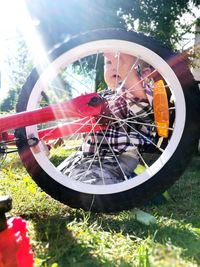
[15,29,200,212]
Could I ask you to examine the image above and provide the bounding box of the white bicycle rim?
[24,40,186,195]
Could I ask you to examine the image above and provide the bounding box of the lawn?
[0,153,200,267]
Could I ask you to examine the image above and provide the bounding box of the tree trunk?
[193,18,200,81]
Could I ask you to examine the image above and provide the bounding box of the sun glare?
[14,1,48,65]
[0,0,50,101]
[0,1,199,103]
[0,0,86,107]
[0,1,18,100]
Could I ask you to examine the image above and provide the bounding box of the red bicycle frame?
[0,93,107,143]
[0,78,170,144]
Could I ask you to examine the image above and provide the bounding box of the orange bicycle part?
[153,80,169,138]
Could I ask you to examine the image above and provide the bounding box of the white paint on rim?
[25,39,186,195]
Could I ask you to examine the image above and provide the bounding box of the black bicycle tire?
[15,29,200,212]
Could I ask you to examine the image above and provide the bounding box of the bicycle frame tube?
[38,117,107,141]
[0,93,105,141]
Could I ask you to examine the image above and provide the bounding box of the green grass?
[0,153,200,267]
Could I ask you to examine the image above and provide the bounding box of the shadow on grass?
[32,216,100,267]
[153,225,200,264]
[31,214,131,267]
[93,212,200,266]
[19,156,200,266]
[87,156,200,265]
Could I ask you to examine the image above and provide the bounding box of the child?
[61,53,153,184]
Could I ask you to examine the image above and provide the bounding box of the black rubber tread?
[15,29,200,212]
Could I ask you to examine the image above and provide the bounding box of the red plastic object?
[0,217,34,267]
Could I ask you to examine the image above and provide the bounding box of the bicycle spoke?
[109,68,159,107]
[124,119,174,131]
[124,120,164,153]
[119,57,140,90]
[78,119,129,183]
[98,128,128,181]
[56,117,102,170]
[108,112,150,168]
[91,118,105,184]
[114,52,120,90]
[94,52,99,71]
[78,119,111,182]
[43,52,174,182]
[58,117,104,177]
[47,117,95,167]
[64,70,92,92]
[125,69,157,94]
[31,47,176,187]
[108,56,140,106]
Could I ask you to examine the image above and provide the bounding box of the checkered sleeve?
[82,86,154,155]
[117,86,153,123]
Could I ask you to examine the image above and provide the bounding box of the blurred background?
[0,0,200,113]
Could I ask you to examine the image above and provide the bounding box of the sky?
[178,5,200,49]
[0,1,200,101]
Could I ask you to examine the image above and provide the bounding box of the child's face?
[104,53,135,90]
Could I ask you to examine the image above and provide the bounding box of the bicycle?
[0,28,200,212]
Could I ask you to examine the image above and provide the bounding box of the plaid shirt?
[82,84,154,156]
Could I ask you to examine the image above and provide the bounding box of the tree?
[191,17,200,80]
[25,0,200,49]
[2,1,199,111]
[23,0,200,91]
[25,0,123,50]
[0,31,33,112]
[118,0,200,49]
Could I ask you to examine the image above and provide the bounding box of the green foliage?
[0,31,33,113]
[1,153,200,266]
[26,0,123,49]
[26,0,200,49]
[0,89,18,112]
[25,0,200,94]
[1,1,199,112]
[118,0,200,49]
